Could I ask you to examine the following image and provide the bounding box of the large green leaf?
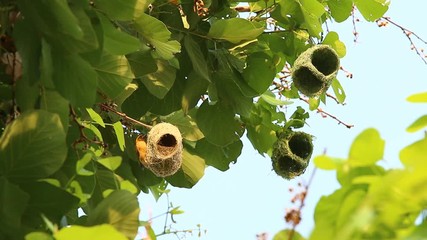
[0,110,67,181]
[322,32,346,58]
[52,52,98,107]
[163,110,204,142]
[183,35,210,82]
[140,59,176,99]
[400,136,427,168]
[242,52,277,94]
[195,139,242,171]
[40,90,70,132]
[87,190,139,239]
[92,0,148,21]
[196,101,241,146]
[354,0,390,22]
[348,128,385,166]
[0,177,30,236]
[134,13,181,60]
[96,53,135,100]
[98,13,140,55]
[207,18,264,44]
[166,147,205,188]
[126,51,158,78]
[20,181,79,222]
[55,224,127,240]
[327,0,353,22]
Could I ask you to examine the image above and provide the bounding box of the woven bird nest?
[136,123,183,177]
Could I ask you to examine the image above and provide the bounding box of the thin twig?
[380,16,427,64]
[299,97,354,129]
[69,105,104,147]
[326,92,345,105]
[99,103,153,129]
[351,5,359,43]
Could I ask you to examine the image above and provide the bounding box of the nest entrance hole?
[157,134,178,156]
[311,48,339,76]
[289,134,312,159]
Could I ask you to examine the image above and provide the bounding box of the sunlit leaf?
[166,147,205,188]
[140,59,176,99]
[135,13,181,60]
[112,122,125,151]
[163,110,204,142]
[348,128,385,166]
[406,115,427,133]
[208,18,264,44]
[97,156,122,171]
[273,229,305,240]
[76,152,95,176]
[92,0,149,21]
[400,136,427,168]
[55,224,128,240]
[354,0,390,22]
[260,91,293,106]
[407,92,427,103]
[327,0,353,22]
[331,78,346,104]
[314,155,345,170]
[0,110,67,181]
[87,108,105,128]
[322,32,346,58]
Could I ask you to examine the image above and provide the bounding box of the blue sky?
[137,1,427,239]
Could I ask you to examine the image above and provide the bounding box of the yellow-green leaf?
[348,128,385,166]
[55,224,127,240]
[407,92,427,103]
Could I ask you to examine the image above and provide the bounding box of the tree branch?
[98,103,153,129]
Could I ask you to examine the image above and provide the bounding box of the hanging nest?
[136,123,183,177]
[292,45,340,97]
[271,131,313,180]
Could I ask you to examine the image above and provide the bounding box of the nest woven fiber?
[292,45,340,97]
[271,131,313,180]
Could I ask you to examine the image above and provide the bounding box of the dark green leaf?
[96,53,135,100]
[40,90,70,132]
[0,177,30,236]
[126,51,158,78]
[354,0,390,22]
[181,71,209,114]
[163,110,204,142]
[196,101,241,146]
[140,59,176,99]
[242,52,277,94]
[0,110,67,181]
[92,0,149,21]
[135,13,181,60]
[195,139,242,171]
[183,35,210,82]
[208,18,264,43]
[87,190,140,239]
[52,52,97,107]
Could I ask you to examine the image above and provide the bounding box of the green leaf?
[96,53,135,100]
[327,0,353,22]
[322,32,346,58]
[97,156,122,171]
[260,91,293,106]
[273,229,305,240]
[400,136,427,168]
[98,13,140,55]
[207,18,264,44]
[348,128,385,166]
[87,108,106,128]
[183,35,210,82]
[126,51,158,78]
[92,0,148,21]
[140,59,176,99]
[19,181,80,222]
[0,177,30,236]
[166,148,205,188]
[196,101,241,146]
[40,90,70,132]
[407,115,427,133]
[331,78,346,104]
[55,224,128,240]
[314,155,345,170]
[195,139,242,171]
[170,207,184,215]
[407,92,427,103]
[52,52,98,107]
[181,71,209,114]
[0,110,67,181]
[120,180,139,195]
[163,110,204,141]
[242,52,277,94]
[135,13,181,60]
[76,152,95,176]
[354,0,390,22]
[25,232,53,240]
[87,190,140,239]
[308,97,320,110]
[112,122,126,151]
